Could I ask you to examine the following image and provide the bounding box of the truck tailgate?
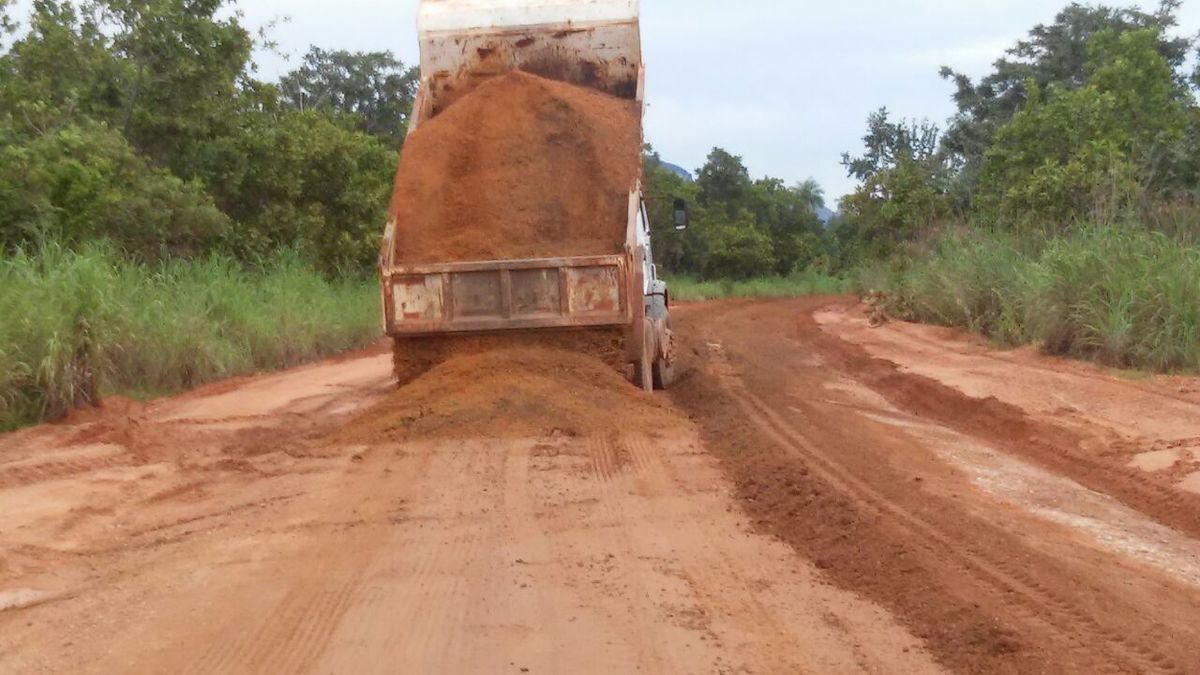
[383,255,630,336]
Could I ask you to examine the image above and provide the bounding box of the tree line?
[0,0,419,275]
[644,149,828,280]
[832,0,1200,265]
[0,0,834,282]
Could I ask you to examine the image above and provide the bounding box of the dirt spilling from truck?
[388,70,642,264]
[339,346,667,441]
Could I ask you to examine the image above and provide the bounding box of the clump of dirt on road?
[388,70,642,264]
[341,346,667,441]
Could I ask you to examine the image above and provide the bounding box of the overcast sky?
[9,1,1200,201]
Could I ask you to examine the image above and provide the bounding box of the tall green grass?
[666,270,848,303]
[0,244,380,431]
[858,226,1200,372]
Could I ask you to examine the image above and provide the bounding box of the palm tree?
[794,178,825,211]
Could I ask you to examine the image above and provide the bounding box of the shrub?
[0,121,231,260]
[864,226,1200,372]
[0,242,379,430]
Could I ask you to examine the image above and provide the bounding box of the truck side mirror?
[673,198,689,231]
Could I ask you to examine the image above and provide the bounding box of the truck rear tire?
[652,357,675,390]
[652,316,675,390]
[633,320,655,391]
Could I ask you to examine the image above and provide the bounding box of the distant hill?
[660,161,694,182]
[815,205,835,225]
[648,154,696,181]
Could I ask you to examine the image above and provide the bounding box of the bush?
[199,110,396,275]
[666,270,847,303]
[0,242,380,430]
[862,226,1200,372]
[0,121,231,260]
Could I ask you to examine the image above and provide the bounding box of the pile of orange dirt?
[388,70,642,264]
[338,346,667,442]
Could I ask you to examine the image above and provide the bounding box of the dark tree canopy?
[0,0,406,273]
[645,147,826,280]
[940,1,1194,169]
[280,47,419,146]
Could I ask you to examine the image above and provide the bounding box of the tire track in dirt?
[179,448,416,675]
[672,299,1200,674]
[618,434,802,674]
[728,375,1181,675]
[184,533,370,675]
[799,306,1200,541]
[583,435,672,674]
[0,451,132,490]
[388,442,495,670]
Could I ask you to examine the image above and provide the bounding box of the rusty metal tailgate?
[384,255,630,336]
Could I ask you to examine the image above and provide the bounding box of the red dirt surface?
[342,345,667,442]
[388,70,642,264]
[5,297,1200,674]
[672,298,1200,675]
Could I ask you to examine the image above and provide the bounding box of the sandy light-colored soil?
[3,297,1200,674]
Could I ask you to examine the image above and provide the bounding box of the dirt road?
[3,298,1199,674]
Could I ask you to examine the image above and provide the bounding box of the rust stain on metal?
[385,257,629,336]
[553,28,589,39]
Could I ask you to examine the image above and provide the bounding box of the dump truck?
[378,0,685,390]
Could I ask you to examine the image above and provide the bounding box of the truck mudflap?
[383,255,631,336]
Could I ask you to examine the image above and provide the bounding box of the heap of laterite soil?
[336,346,668,442]
[388,70,642,264]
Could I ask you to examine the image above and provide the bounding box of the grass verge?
[666,270,848,303]
[857,225,1200,372]
[0,244,380,431]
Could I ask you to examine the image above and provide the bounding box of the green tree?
[835,109,951,260]
[0,119,230,258]
[842,108,941,183]
[280,47,419,146]
[99,0,253,171]
[204,110,395,274]
[795,178,825,211]
[699,211,777,280]
[1,0,15,34]
[695,148,751,218]
[747,177,823,275]
[940,1,1194,185]
[976,29,1191,225]
[0,0,121,133]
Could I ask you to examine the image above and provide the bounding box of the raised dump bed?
[380,0,680,390]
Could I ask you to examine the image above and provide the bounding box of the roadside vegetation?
[858,226,1200,370]
[666,271,846,303]
[0,0,406,427]
[0,244,378,431]
[830,1,1200,373]
[5,0,1198,429]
